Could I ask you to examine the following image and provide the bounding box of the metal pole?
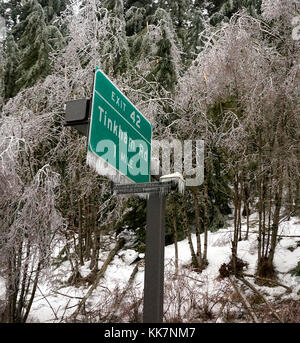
[143,192,166,323]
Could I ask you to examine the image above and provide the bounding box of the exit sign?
[87,67,152,184]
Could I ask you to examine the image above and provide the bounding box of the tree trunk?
[182,193,198,269]
[71,238,125,321]
[295,179,300,216]
[267,178,283,266]
[203,179,209,265]
[191,187,202,268]
[170,196,179,274]
[78,198,84,266]
[232,173,240,275]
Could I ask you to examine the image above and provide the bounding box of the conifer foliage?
[1,0,67,100]
[15,0,64,91]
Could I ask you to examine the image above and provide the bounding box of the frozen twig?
[242,273,292,293]
[237,276,282,322]
[70,238,125,321]
[229,275,259,323]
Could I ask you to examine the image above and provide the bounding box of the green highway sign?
[87,67,152,184]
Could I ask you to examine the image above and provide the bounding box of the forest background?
[0,0,300,323]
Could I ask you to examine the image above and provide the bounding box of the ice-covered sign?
[87,67,152,184]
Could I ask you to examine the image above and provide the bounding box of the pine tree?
[148,8,181,92]
[101,0,131,75]
[124,0,154,11]
[186,0,207,60]
[0,0,68,99]
[2,33,19,99]
[0,0,22,32]
[152,27,177,91]
[157,0,193,48]
[14,0,64,92]
[124,0,156,37]
[208,0,262,25]
[37,0,69,22]
[0,1,22,100]
[0,32,5,108]
[125,2,158,65]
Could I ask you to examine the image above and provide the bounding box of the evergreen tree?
[157,0,193,48]
[186,0,207,60]
[37,0,69,23]
[0,1,22,100]
[103,0,124,15]
[14,0,64,92]
[152,27,177,91]
[0,0,68,98]
[125,2,158,65]
[148,8,181,92]
[124,0,154,11]
[208,0,262,25]
[124,0,156,37]
[101,0,131,75]
[0,0,22,32]
[0,32,4,108]
[2,33,19,99]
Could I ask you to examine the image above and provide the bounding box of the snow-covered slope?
[27,215,300,322]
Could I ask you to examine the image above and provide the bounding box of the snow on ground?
[28,216,300,322]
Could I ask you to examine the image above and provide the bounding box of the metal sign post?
[113,181,178,323]
[143,191,166,323]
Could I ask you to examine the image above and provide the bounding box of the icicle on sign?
[87,67,152,184]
